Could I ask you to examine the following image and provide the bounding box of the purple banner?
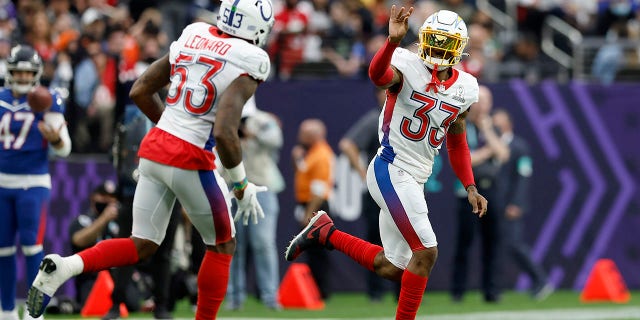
[15,80,639,299]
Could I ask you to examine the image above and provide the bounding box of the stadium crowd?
[0,0,638,154]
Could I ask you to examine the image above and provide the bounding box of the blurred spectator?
[47,0,80,29]
[0,1,18,44]
[158,0,191,43]
[451,86,508,304]
[321,1,366,78]
[516,0,566,39]
[458,23,487,79]
[343,0,374,39]
[48,11,80,101]
[459,21,501,82]
[438,0,475,23]
[15,0,44,39]
[500,32,559,83]
[492,108,554,302]
[302,0,331,63]
[67,181,127,309]
[561,0,597,34]
[49,31,77,100]
[72,35,117,153]
[591,21,629,85]
[80,7,107,40]
[292,118,335,299]
[594,0,637,36]
[128,8,168,52]
[0,36,10,85]
[225,100,285,311]
[68,181,174,319]
[269,0,309,79]
[25,9,56,80]
[367,0,390,32]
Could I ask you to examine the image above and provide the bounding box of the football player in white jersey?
[286,6,487,319]
[26,0,275,318]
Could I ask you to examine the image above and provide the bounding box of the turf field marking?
[126,306,640,320]
[419,306,640,320]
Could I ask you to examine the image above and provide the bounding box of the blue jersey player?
[0,45,70,320]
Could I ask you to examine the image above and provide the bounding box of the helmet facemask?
[418,28,467,68]
[417,10,469,70]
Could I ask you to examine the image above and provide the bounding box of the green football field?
[40,290,640,319]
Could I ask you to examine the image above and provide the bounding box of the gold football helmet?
[418,10,468,69]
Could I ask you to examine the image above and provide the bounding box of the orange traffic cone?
[80,270,129,317]
[119,303,129,318]
[277,263,325,310]
[580,259,630,303]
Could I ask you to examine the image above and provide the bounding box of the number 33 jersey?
[139,22,271,170]
[377,48,479,183]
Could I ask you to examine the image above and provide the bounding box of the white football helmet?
[217,0,275,47]
[418,10,468,69]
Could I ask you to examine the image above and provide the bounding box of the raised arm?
[368,5,413,89]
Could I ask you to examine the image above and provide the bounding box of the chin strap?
[425,64,443,93]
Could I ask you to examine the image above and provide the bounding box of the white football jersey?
[377,48,479,183]
[156,22,271,150]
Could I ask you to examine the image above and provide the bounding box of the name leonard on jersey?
[184,34,232,56]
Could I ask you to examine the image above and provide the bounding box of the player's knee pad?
[21,244,43,256]
[0,246,17,257]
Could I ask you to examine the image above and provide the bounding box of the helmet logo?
[259,61,268,73]
[255,0,273,22]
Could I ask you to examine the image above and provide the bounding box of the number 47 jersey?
[139,22,271,171]
[377,48,479,184]
[0,88,64,176]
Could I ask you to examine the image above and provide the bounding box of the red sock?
[396,270,428,320]
[196,251,232,320]
[78,238,139,273]
[328,230,382,272]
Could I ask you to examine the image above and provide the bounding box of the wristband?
[233,177,249,191]
[227,161,247,184]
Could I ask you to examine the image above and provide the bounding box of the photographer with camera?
[68,181,121,308]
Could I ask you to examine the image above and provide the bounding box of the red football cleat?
[285,211,336,261]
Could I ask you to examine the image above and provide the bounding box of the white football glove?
[232,183,268,225]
